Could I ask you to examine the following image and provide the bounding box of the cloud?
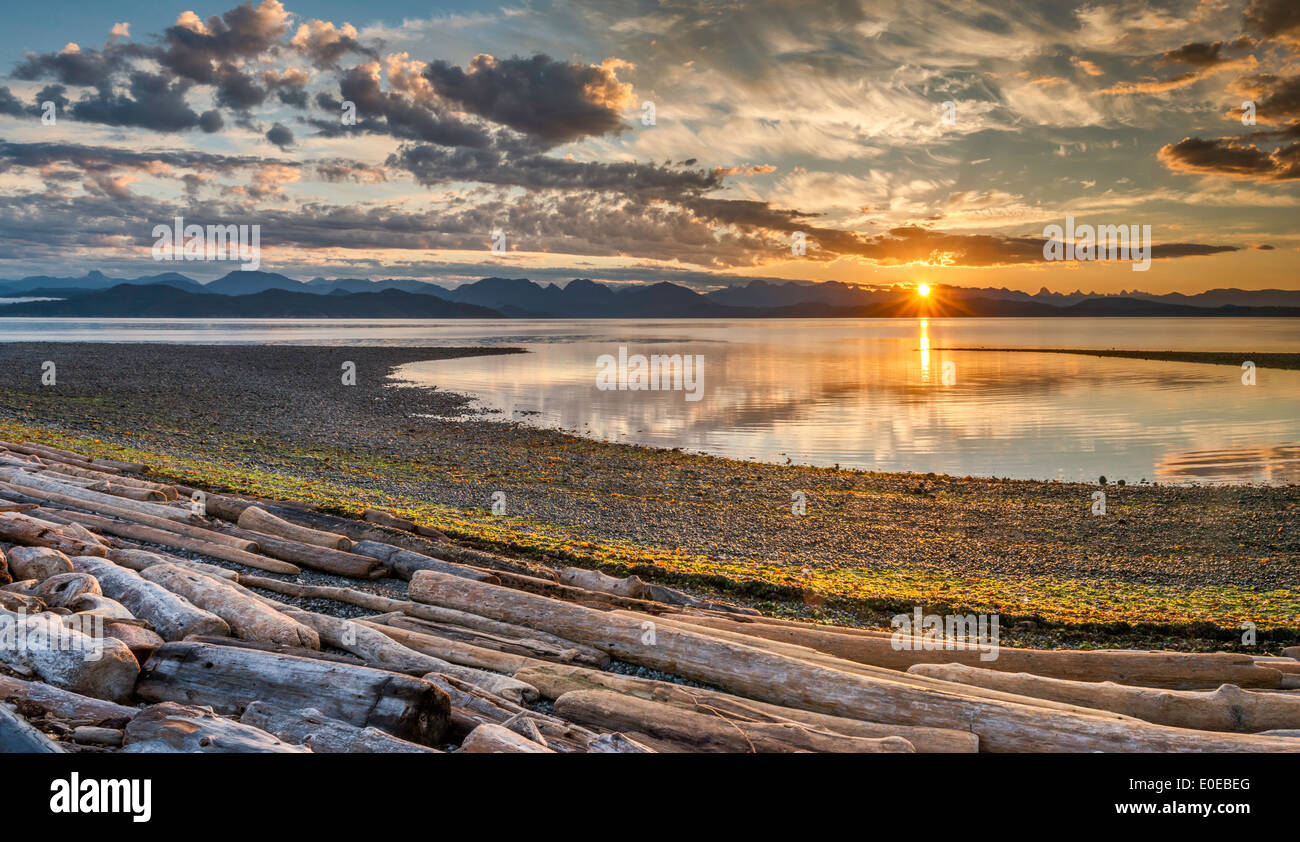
[1243,0,1300,46]
[1158,136,1300,181]
[423,54,634,144]
[266,123,295,149]
[291,19,376,67]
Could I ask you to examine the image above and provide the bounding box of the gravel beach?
[0,342,1295,642]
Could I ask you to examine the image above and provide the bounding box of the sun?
[917,283,931,297]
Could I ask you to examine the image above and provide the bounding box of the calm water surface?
[4,316,1298,484]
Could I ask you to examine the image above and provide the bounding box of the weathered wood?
[71,726,125,746]
[238,574,608,667]
[71,556,231,641]
[1285,646,1300,661]
[65,594,134,619]
[556,690,915,753]
[459,722,555,753]
[0,674,136,723]
[559,566,649,598]
[240,702,440,753]
[35,508,300,575]
[217,525,386,578]
[6,546,75,581]
[407,570,1300,753]
[1,701,66,752]
[237,505,352,550]
[587,732,656,753]
[136,642,450,745]
[383,613,600,667]
[122,702,310,753]
[516,662,979,753]
[34,572,101,606]
[359,617,541,683]
[908,663,1300,733]
[0,546,8,586]
[0,470,187,521]
[105,546,239,580]
[0,514,105,557]
[140,564,318,648]
[671,612,1282,690]
[0,590,44,612]
[0,607,139,702]
[351,540,497,583]
[2,479,254,549]
[104,622,165,663]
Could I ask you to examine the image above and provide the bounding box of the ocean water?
[4,316,1299,484]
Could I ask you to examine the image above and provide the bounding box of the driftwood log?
[136,642,450,745]
[122,702,309,753]
[0,607,139,702]
[1,701,67,752]
[140,564,318,648]
[71,556,231,641]
[556,689,916,753]
[908,663,1300,732]
[0,515,105,558]
[0,673,136,723]
[240,702,440,753]
[237,506,351,550]
[6,546,75,581]
[459,722,554,753]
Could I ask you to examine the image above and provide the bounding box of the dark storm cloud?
[1159,136,1300,181]
[1243,0,1300,45]
[321,64,495,148]
[68,72,213,133]
[266,123,295,149]
[1157,41,1227,67]
[423,54,631,144]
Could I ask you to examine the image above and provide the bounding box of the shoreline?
[932,348,1300,370]
[0,341,1295,648]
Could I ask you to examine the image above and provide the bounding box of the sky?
[0,0,1296,294]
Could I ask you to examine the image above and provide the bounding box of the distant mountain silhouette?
[0,284,501,318]
[1,270,1297,318]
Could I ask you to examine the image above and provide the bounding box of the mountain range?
[1,270,1298,319]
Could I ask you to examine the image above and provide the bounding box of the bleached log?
[515,662,978,753]
[459,723,554,753]
[671,612,1282,690]
[0,607,139,702]
[0,673,136,723]
[34,572,101,606]
[70,556,230,641]
[72,726,124,746]
[65,594,134,619]
[122,702,310,753]
[0,515,104,558]
[136,642,450,744]
[587,732,656,753]
[559,567,649,599]
[351,540,497,582]
[0,470,187,521]
[0,589,44,612]
[240,702,440,753]
[1,702,66,752]
[357,617,541,698]
[406,570,1300,753]
[140,564,318,648]
[1285,646,1300,661]
[907,663,1300,732]
[105,547,239,580]
[104,622,165,662]
[3,479,253,549]
[557,689,915,753]
[237,506,351,550]
[238,574,608,667]
[0,546,8,586]
[216,525,385,578]
[34,508,299,575]
[6,546,74,581]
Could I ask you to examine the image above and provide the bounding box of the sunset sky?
[0,0,1296,293]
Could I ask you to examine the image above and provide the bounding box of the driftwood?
[35,509,299,575]
[351,540,497,583]
[6,546,75,581]
[237,506,351,550]
[64,594,134,619]
[140,564,318,648]
[459,722,554,753]
[1,479,254,549]
[909,663,1300,733]
[104,622,165,662]
[0,673,136,723]
[216,525,386,578]
[384,613,606,667]
[0,470,185,521]
[70,556,231,641]
[136,642,450,745]
[407,570,1300,753]
[240,702,440,753]
[556,689,916,753]
[105,547,239,581]
[587,732,656,753]
[72,726,125,746]
[122,702,309,753]
[238,574,608,667]
[0,590,44,612]
[0,546,8,585]
[669,612,1282,690]
[0,607,139,702]
[1,702,66,752]
[515,662,979,753]
[359,617,540,683]
[0,514,105,558]
[34,572,102,606]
